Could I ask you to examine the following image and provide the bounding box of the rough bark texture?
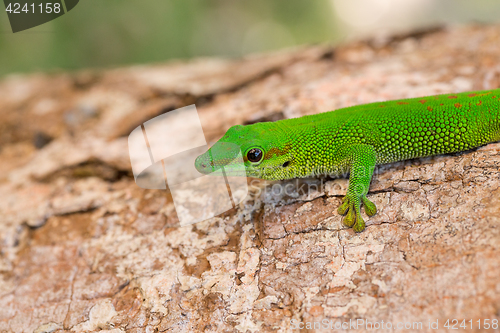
[2,25,500,333]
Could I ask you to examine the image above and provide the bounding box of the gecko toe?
[337,197,350,215]
[353,216,366,233]
[362,196,377,217]
[343,207,356,227]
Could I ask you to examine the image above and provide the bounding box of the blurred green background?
[1,0,500,78]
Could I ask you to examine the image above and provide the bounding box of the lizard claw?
[337,194,377,232]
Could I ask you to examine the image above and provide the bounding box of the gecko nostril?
[201,163,207,168]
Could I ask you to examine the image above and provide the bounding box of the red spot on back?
[397,102,409,105]
[468,93,477,97]
[454,103,462,108]
[427,106,433,111]
[477,100,483,106]
[379,105,385,107]
[440,103,444,106]
[448,95,458,99]
[419,99,427,104]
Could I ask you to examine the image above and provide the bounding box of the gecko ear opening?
[282,161,290,167]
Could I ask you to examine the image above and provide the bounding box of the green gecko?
[195,89,500,232]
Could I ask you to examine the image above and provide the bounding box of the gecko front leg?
[337,144,377,232]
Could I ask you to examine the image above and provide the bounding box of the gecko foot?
[337,194,377,232]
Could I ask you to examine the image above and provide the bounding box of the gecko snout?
[194,153,213,174]
[195,142,246,176]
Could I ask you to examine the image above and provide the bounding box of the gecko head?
[195,122,295,180]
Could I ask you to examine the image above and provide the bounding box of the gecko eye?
[246,148,263,163]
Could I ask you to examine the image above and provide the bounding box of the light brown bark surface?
[2,25,500,332]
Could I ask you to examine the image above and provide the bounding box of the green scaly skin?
[195,89,500,232]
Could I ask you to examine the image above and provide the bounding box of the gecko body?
[195,89,500,232]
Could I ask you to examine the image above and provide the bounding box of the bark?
[1,25,500,332]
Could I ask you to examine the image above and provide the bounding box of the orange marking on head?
[448,95,458,99]
[477,100,482,106]
[397,102,409,105]
[264,145,290,160]
[468,93,477,97]
[454,103,462,108]
[427,106,433,111]
[419,99,427,104]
